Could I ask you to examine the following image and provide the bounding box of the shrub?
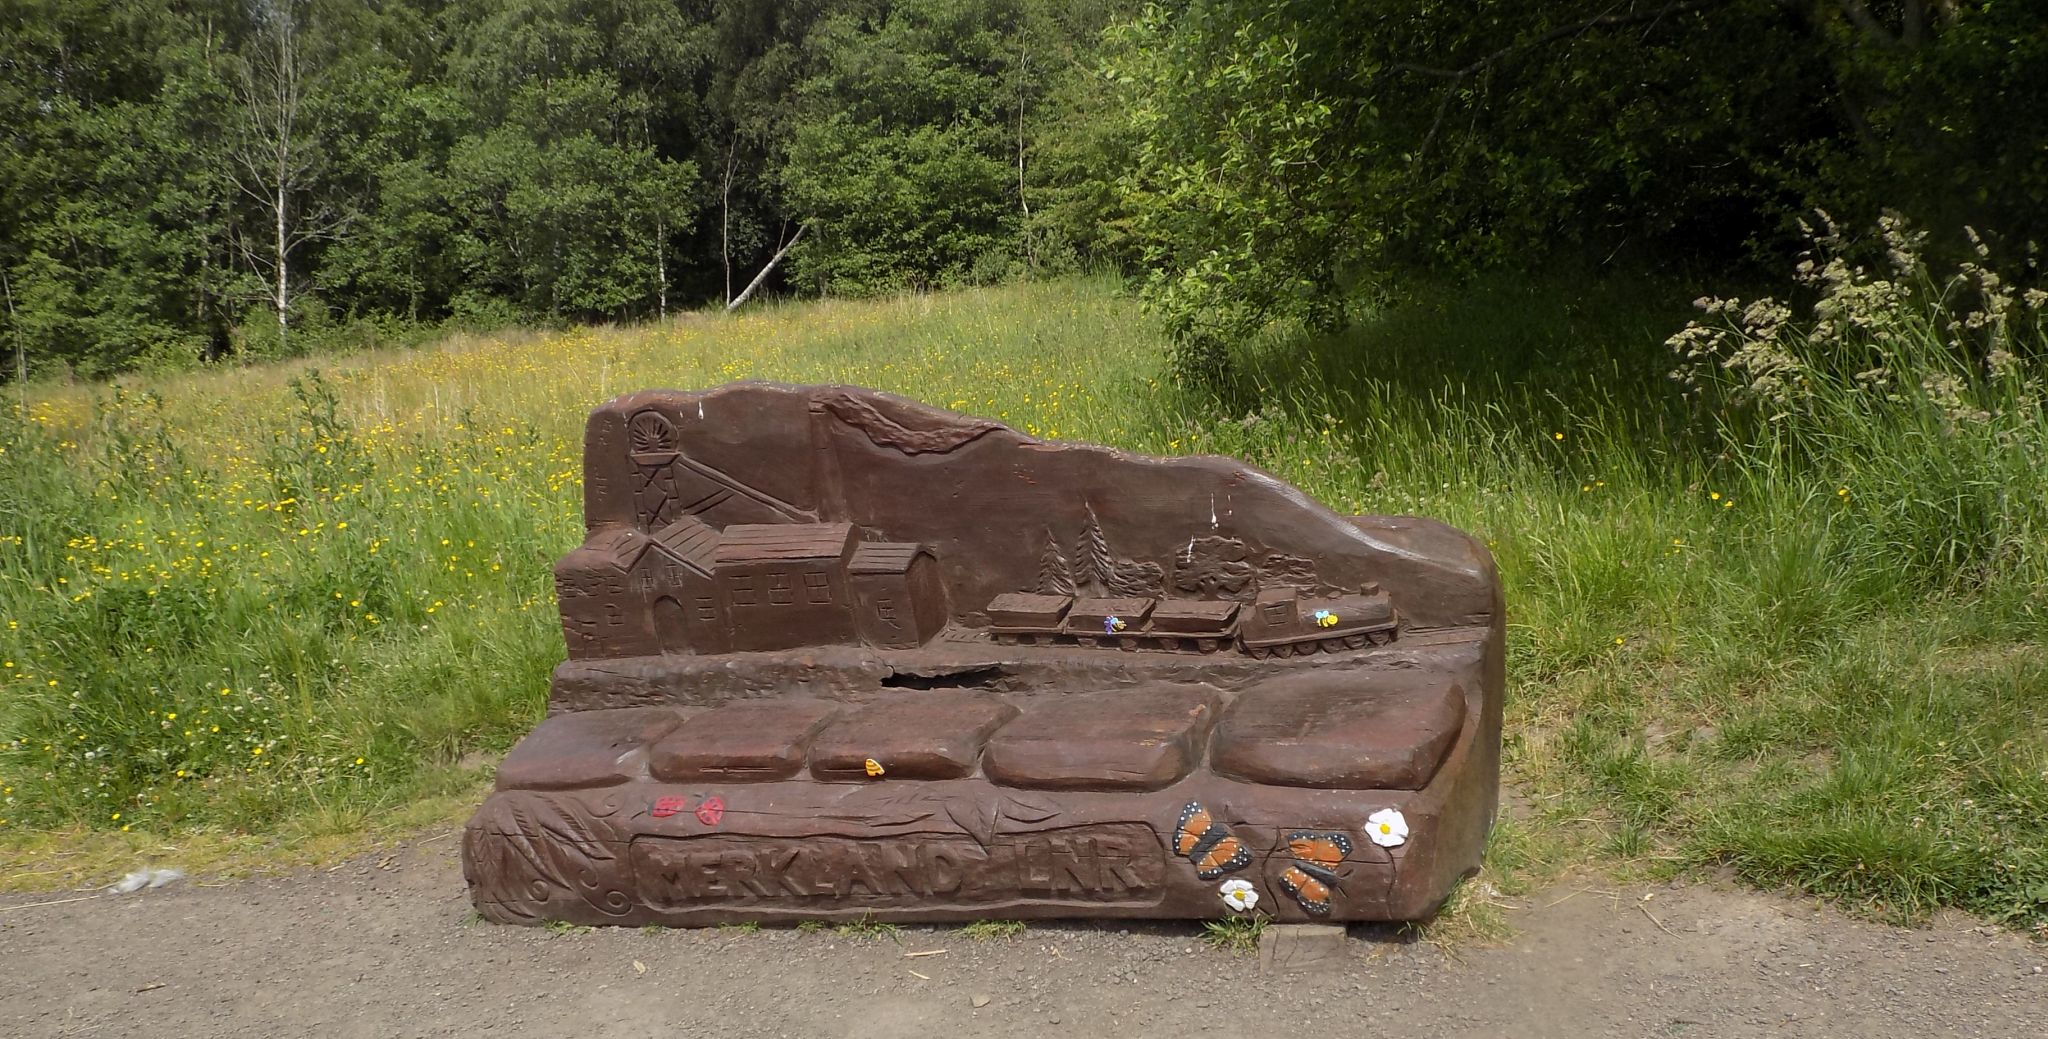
[1668,213,2048,591]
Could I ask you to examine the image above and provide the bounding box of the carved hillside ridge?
[575,382,1498,632]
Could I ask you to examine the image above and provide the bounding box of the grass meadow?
[2,267,2044,934]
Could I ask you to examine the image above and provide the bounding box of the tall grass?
[1,254,2043,930]
[0,280,1166,848]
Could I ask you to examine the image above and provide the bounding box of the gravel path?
[2,837,2041,1038]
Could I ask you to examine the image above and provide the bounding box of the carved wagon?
[986,593,1238,653]
[985,586,1396,658]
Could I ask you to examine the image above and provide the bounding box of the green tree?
[779,0,1133,295]
[779,0,1022,294]
[0,0,241,375]
[439,0,704,320]
[1110,0,2048,383]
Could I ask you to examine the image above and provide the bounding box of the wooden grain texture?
[464,384,1506,926]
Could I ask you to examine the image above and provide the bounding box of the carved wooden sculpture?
[462,384,1504,925]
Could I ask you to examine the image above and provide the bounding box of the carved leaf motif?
[816,786,941,828]
[945,790,1065,846]
[817,786,1063,846]
[946,799,1002,846]
[998,790,1062,824]
[465,792,634,921]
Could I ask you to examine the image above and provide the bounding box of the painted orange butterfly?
[1275,831,1352,916]
[1174,800,1253,880]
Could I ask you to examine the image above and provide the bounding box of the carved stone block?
[463,383,1505,926]
[982,685,1218,791]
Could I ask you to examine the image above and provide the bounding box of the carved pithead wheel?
[628,410,677,454]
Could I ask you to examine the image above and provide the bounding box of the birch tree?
[227,0,338,356]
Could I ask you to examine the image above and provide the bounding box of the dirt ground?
[2,835,2042,1039]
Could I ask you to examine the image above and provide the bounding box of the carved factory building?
[556,519,945,658]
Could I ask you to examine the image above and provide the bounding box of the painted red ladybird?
[651,795,689,819]
[694,796,725,827]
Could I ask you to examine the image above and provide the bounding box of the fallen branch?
[1638,901,1679,937]
[726,222,809,312]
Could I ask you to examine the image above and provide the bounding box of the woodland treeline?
[2,0,2042,379]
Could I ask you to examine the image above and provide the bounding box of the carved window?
[1262,602,1289,625]
[769,572,794,605]
[729,577,755,606]
[695,596,716,621]
[804,570,830,604]
[876,597,898,625]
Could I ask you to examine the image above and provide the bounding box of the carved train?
[985,584,1399,657]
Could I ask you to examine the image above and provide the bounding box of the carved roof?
[714,523,856,564]
[582,528,653,570]
[649,516,719,574]
[848,542,927,575]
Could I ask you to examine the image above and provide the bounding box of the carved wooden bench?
[463,384,1503,926]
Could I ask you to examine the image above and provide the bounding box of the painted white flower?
[1218,878,1258,913]
[1367,808,1409,848]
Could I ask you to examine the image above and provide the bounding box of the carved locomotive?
[985,584,1399,657]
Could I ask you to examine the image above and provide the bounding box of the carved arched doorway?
[653,596,690,654]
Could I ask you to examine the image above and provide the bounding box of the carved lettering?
[629,825,1165,910]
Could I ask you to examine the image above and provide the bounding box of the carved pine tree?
[1074,505,1114,595]
[1036,528,1076,596]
